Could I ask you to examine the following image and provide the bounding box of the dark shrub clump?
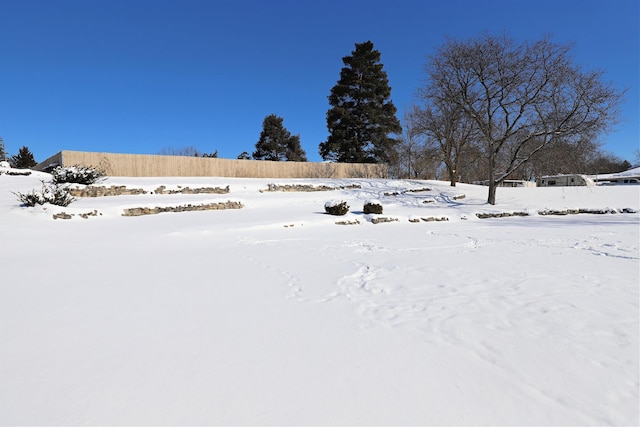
[324,200,349,216]
[363,200,383,214]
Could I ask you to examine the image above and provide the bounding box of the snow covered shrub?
[324,200,349,216]
[14,181,76,207]
[363,200,383,214]
[51,165,106,185]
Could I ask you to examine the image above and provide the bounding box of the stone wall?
[121,201,244,216]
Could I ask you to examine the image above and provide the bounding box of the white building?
[589,166,640,185]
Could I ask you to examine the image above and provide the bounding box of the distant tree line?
[158,146,218,158]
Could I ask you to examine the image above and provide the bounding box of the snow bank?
[0,173,638,425]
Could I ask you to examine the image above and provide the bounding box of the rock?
[53,212,73,220]
[122,201,243,216]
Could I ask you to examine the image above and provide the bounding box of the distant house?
[536,174,595,187]
[588,166,640,186]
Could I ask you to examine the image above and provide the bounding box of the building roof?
[589,166,640,181]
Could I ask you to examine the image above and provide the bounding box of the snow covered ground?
[1,169,638,426]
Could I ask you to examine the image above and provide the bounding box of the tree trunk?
[487,151,497,204]
[487,181,497,205]
[450,157,460,187]
[447,164,457,187]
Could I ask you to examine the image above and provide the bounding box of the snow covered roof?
[589,166,640,181]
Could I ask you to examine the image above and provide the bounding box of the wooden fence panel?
[35,151,388,179]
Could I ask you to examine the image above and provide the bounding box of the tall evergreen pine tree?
[11,146,37,169]
[253,114,307,161]
[320,41,402,163]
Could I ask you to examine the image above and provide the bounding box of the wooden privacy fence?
[35,150,388,178]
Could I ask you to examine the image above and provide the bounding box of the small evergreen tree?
[284,134,307,162]
[253,114,307,161]
[0,136,7,162]
[237,151,252,160]
[11,146,37,169]
[320,41,402,163]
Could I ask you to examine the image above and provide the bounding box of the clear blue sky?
[1,0,638,164]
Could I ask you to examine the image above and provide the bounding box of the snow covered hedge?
[324,200,349,216]
[51,165,106,185]
[363,199,383,214]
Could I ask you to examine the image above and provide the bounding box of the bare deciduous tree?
[158,145,200,157]
[414,100,479,186]
[389,107,441,179]
[393,107,424,178]
[423,33,622,204]
[158,146,218,158]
